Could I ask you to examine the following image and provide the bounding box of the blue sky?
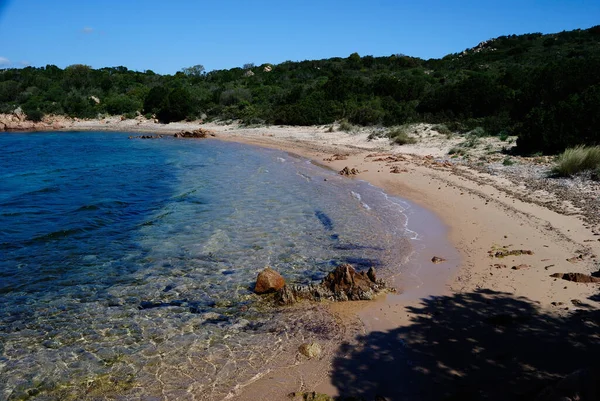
[0,0,598,74]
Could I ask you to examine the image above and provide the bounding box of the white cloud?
[82,27,94,34]
[0,57,10,65]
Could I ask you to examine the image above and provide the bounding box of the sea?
[0,131,417,400]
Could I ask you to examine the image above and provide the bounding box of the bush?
[25,109,44,122]
[433,124,453,137]
[552,146,600,176]
[388,127,417,145]
[338,119,355,132]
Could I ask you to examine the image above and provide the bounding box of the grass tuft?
[552,146,600,177]
[388,127,417,145]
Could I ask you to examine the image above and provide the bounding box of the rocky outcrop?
[339,166,359,176]
[0,111,63,132]
[254,267,286,294]
[129,135,163,139]
[275,264,392,305]
[174,128,215,138]
[550,272,600,283]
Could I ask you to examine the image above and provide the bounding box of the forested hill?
[1,26,599,154]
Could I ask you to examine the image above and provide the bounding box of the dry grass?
[552,146,600,176]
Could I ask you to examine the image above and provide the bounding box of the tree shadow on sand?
[331,289,600,400]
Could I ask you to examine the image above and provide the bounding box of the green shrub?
[25,109,44,122]
[499,131,510,141]
[552,146,600,176]
[463,134,480,148]
[448,147,466,156]
[338,119,355,132]
[469,126,487,137]
[433,124,452,137]
[388,128,417,145]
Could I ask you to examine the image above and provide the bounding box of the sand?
[47,118,600,399]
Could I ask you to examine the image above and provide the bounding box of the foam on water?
[0,132,416,400]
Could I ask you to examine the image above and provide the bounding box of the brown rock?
[512,264,530,270]
[431,256,447,264]
[254,267,286,294]
[367,266,377,282]
[550,273,600,283]
[275,264,391,305]
[339,166,359,176]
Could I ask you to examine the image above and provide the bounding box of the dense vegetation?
[1,26,599,154]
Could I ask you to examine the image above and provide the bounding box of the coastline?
[4,118,599,399]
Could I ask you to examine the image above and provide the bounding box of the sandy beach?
[8,116,600,399]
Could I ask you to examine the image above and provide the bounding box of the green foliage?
[552,146,600,176]
[338,119,355,132]
[24,108,44,122]
[433,124,453,137]
[0,26,598,154]
[448,147,466,156]
[156,87,194,123]
[103,94,141,115]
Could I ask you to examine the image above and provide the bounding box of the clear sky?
[0,0,598,74]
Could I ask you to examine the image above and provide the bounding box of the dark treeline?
[1,26,599,154]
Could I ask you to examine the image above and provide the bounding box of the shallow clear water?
[0,132,415,400]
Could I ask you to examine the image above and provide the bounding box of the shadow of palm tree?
[331,289,599,400]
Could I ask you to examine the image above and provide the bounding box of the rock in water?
[298,342,322,359]
[321,263,379,301]
[272,264,392,305]
[254,267,286,294]
[431,256,447,264]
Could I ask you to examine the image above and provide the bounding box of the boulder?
[254,267,286,294]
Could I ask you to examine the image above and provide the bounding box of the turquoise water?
[0,132,415,400]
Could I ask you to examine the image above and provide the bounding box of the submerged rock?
[275,264,392,305]
[254,267,286,294]
[431,256,446,264]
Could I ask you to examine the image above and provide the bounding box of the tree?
[181,64,205,77]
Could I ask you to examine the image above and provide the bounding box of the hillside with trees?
[1,26,599,154]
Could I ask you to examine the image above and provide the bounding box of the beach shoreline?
[4,117,599,399]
